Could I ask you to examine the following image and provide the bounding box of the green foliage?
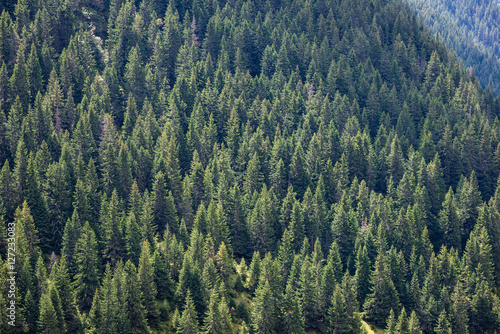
[74,222,99,312]
[177,290,199,334]
[405,0,500,95]
[2,0,500,332]
[138,240,159,325]
[364,252,402,327]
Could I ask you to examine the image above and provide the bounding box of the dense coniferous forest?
[404,0,500,96]
[1,0,500,333]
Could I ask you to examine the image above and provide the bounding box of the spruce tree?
[439,187,461,251]
[364,252,401,328]
[125,212,142,265]
[450,281,469,334]
[281,281,305,334]
[251,279,277,334]
[354,245,371,305]
[201,288,233,334]
[102,190,126,266]
[74,222,100,312]
[138,240,159,325]
[327,284,351,334]
[469,279,499,333]
[38,290,63,334]
[177,290,199,334]
[124,260,151,333]
[434,310,452,334]
[54,257,82,333]
[331,194,358,265]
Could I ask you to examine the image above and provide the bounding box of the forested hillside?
[0,0,500,333]
[403,0,500,96]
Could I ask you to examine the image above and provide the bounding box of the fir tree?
[124,260,151,334]
[251,279,277,334]
[38,290,64,334]
[177,290,199,334]
[281,281,305,334]
[74,222,100,312]
[439,187,461,251]
[138,240,159,325]
[364,252,401,328]
[434,310,452,334]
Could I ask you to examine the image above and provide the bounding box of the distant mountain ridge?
[404,0,500,95]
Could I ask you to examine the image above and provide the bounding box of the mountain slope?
[0,0,500,333]
[404,0,500,95]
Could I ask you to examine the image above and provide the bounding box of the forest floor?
[362,320,385,334]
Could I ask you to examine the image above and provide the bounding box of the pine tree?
[439,187,461,251]
[243,152,264,197]
[177,290,199,334]
[15,200,39,257]
[125,212,142,265]
[464,225,495,286]
[26,43,42,104]
[322,242,343,306]
[386,309,397,334]
[48,285,66,333]
[457,172,482,248]
[408,310,423,334]
[152,170,178,235]
[450,281,469,334]
[12,202,34,306]
[355,245,371,305]
[469,279,499,333]
[0,160,17,221]
[123,94,138,136]
[201,288,233,334]
[396,307,410,333]
[364,251,401,328]
[327,284,351,334]
[386,135,405,185]
[281,281,305,334]
[434,310,452,334]
[91,263,119,334]
[251,279,277,334]
[35,255,48,302]
[124,46,145,104]
[38,290,64,334]
[44,158,71,252]
[74,222,100,312]
[9,42,29,109]
[246,251,261,293]
[53,257,82,333]
[278,229,294,284]
[215,242,233,288]
[290,142,311,199]
[138,240,159,325]
[248,185,277,254]
[297,255,316,329]
[124,260,151,334]
[99,114,119,196]
[23,288,37,333]
[102,190,126,266]
[331,194,358,265]
[116,142,133,200]
[289,199,305,252]
[0,61,8,110]
[140,190,157,249]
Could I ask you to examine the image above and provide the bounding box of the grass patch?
[362,320,385,334]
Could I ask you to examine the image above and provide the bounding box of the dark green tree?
[364,251,401,327]
[138,240,159,325]
[177,290,199,334]
[74,222,100,312]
